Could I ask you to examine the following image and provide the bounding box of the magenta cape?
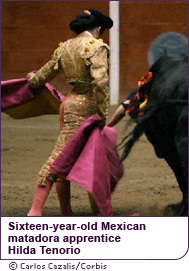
[51,115,124,216]
[1,78,64,119]
[1,78,124,216]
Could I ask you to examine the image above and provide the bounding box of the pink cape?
[1,78,124,216]
[1,78,64,118]
[51,115,124,216]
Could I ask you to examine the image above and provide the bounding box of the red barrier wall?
[1,1,188,101]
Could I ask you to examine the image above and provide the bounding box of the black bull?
[121,56,188,216]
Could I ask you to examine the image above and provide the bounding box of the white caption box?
[1,216,188,260]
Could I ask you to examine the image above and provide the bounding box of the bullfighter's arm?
[27,43,64,88]
[90,46,109,128]
[27,60,60,89]
[107,100,130,127]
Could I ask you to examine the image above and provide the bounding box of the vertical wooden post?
[109,1,120,105]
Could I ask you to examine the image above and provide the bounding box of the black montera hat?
[69,9,113,34]
[88,9,113,29]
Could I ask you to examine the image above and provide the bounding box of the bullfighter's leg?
[88,192,102,216]
[27,179,53,216]
[55,178,73,216]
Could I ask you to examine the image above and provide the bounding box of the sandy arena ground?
[1,106,182,217]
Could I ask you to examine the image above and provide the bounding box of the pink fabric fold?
[1,78,64,118]
[1,78,124,216]
[50,115,124,216]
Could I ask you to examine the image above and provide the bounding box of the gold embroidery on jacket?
[52,41,71,70]
[27,36,110,120]
[80,38,110,66]
[27,35,110,186]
